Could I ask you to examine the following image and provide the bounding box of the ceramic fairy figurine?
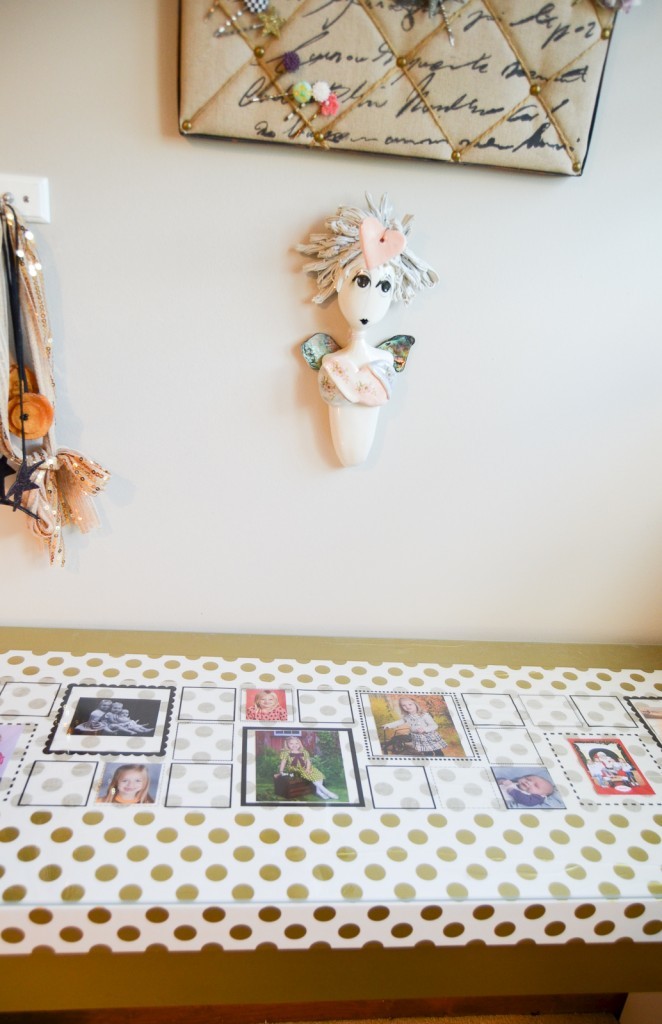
[298,193,437,466]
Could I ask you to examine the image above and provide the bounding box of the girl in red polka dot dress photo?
[245,689,288,721]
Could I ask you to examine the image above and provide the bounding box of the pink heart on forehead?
[359,216,406,270]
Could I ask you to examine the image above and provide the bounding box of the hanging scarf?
[0,198,109,565]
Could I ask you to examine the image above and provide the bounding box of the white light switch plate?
[0,174,50,223]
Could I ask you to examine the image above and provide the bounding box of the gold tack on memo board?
[179,0,619,175]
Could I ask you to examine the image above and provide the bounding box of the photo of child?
[244,728,363,806]
[245,689,288,721]
[0,725,23,780]
[492,765,565,809]
[46,684,174,757]
[276,735,338,799]
[70,697,158,737]
[386,696,448,756]
[569,738,655,797]
[96,763,161,805]
[367,693,468,757]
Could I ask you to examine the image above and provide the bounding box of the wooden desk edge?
[1,627,662,671]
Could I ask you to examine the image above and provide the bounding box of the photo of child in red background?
[569,738,654,797]
[245,689,288,721]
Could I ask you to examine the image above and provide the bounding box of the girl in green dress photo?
[276,735,338,800]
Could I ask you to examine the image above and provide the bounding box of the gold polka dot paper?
[572,696,638,729]
[178,686,236,721]
[297,689,354,724]
[165,763,233,808]
[0,681,60,717]
[367,766,436,809]
[19,760,97,807]
[463,693,523,727]
[173,722,234,761]
[0,647,661,952]
[520,694,584,728]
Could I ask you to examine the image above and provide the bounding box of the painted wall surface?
[0,0,660,643]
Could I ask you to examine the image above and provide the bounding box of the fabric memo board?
[179,0,617,175]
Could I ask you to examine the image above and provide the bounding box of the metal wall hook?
[1,192,15,205]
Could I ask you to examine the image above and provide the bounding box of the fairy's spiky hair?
[297,193,438,305]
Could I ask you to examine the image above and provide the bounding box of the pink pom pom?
[319,92,339,117]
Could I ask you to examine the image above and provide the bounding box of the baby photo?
[365,692,469,758]
[95,762,162,805]
[243,688,289,722]
[569,738,655,797]
[242,727,363,806]
[492,765,565,809]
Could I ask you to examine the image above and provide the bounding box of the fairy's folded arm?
[301,334,415,372]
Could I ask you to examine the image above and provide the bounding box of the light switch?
[0,174,51,223]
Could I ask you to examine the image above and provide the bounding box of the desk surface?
[0,628,660,967]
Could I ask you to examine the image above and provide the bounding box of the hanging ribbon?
[0,197,109,564]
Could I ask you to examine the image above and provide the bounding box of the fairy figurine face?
[337,265,395,333]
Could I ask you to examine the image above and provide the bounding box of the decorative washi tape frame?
[0,645,661,953]
[179,0,618,174]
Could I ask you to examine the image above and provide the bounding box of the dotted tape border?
[547,731,662,808]
[0,723,37,803]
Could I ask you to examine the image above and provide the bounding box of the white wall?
[1,0,661,643]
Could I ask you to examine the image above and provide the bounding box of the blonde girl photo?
[276,735,338,800]
[98,763,157,805]
[246,689,288,721]
[384,696,448,756]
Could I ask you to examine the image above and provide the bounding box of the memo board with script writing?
[179,0,618,175]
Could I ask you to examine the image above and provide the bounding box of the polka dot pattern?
[572,695,637,729]
[0,681,60,717]
[179,687,236,721]
[298,689,354,724]
[165,764,232,807]
[19,761,96,806]
[520,694,583,727]
[0,647,661,951]
[477,727,543,765]
[367,766,436,809]
[173,722,234,761]
[463,694,522,727]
